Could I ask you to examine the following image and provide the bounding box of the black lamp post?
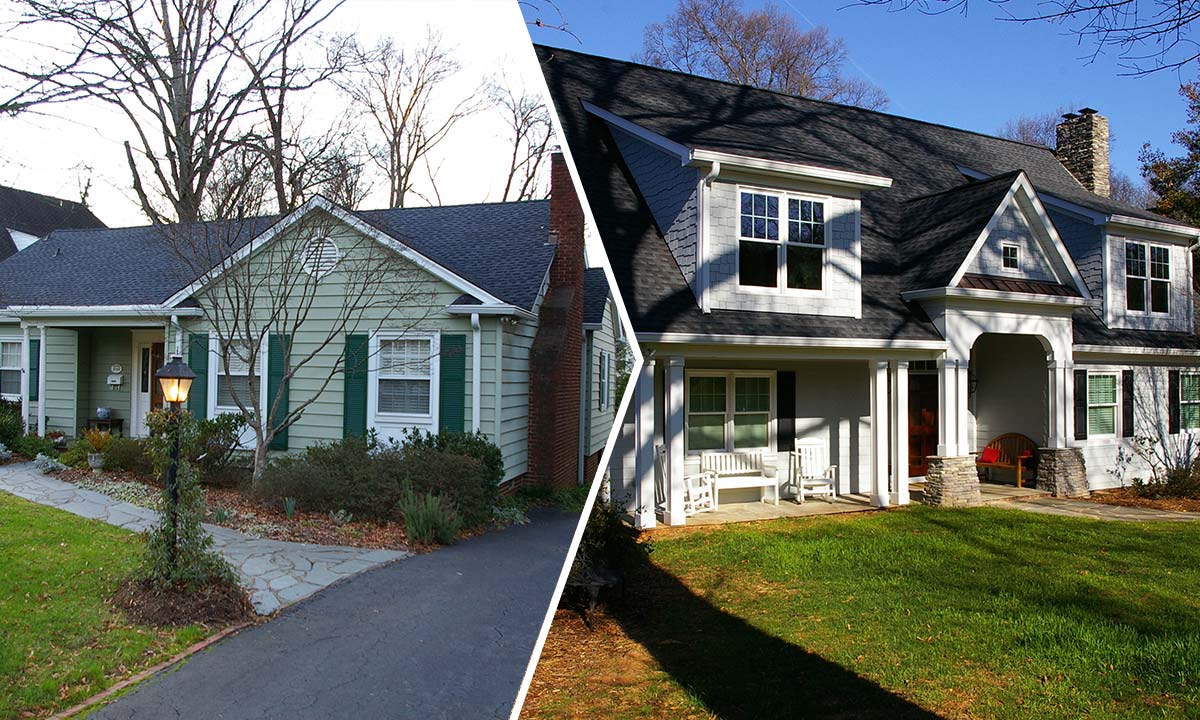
[155,355,195,571]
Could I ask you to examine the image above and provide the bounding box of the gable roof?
[0,200,554,312]
[0,185,106,262]
[583,267,611,325]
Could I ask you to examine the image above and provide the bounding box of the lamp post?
[155,356,195,572]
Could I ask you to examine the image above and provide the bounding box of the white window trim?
[0,336,21,402]
[366,330,440,424]
[735,185,829,297]
[1124,240,1172,316]
[1182,372,1200,431]
[597,348,611,411]
[1000,243,1020,273]
[207,333,268,418]
[684,370,776,454]
[1086,371,1120,439]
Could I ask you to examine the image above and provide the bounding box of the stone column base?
[921,456,982,507]
[1036,448,1088,497]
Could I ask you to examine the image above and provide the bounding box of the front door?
[134,341,165,436]
[908,373,938,478]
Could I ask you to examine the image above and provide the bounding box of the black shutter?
[1074,369,1089,441]
[267,334,290,450]
[187,333,208,420]
[776,371,795,451]
[343,334,368,438]
[1122,370,1134,438]
[1170,369,1181,435]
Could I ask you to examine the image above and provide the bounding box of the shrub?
[192,412,247,477]
[13,433,58,459]
[399,429,504,486]
[103,436,155,475]
[59,439,91,469]
[0,443,12,462]
[84,427,113,453]
[577,493,650,575]
[380,444,493,528]
[1134,465,1200,499]
[397,490,461,545]
[0,400,23,446]
[33,453,67,474]
[255,435,401,519]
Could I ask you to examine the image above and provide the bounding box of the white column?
[870,360,890,507]
[891,360,910,505]
[955,359,970,455]
[36,325,46,437]
[665,357,686,526]
[633,358,657,530]
[19,325,29,434]
[936,357,957,457]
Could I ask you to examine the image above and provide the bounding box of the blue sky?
[525,0,1196,181]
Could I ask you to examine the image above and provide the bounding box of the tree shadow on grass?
[608,559,943,719]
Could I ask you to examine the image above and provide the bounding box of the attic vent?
[299,236,340,277]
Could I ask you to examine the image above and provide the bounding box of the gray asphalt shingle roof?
[583,267,610,325]
[0,185,106,262]
[0,200,554,312]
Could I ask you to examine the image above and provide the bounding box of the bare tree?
[489,78,554,201]
[4,0,346,223]
[161,208,433,486]
[855,0,1200,74]
[336,32,483,208]
[638,0,888,110]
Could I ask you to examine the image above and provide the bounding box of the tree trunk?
[251,435,271,489]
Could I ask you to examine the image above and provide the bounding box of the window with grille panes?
[1087,373,1118,437]
[0,340,20,400]
[377,336,433,415]
[1182,374,1200,430]
[738,189,826,292]
[686,373,773,452]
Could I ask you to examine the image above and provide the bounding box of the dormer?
[1102,218,1196,333]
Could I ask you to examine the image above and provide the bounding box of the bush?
[380,444,493,528]
[0,400,22,446]
[12,433,58,459]
[1134,465,1200,499]
[33,453,67,474]
[255,435,400,519]
[577,493,650,575]
[59,439,91,469]
[400,429,504,486]
[103,436,155,475]
[83,427,113,453]
[192,412,247,479]
[397,490,461,545]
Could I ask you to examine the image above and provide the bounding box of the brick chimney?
[526,153,584,488]
[1055,107,1110,198]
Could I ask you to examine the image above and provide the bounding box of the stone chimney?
[526,153,584,489]
[1055,107,1110,198]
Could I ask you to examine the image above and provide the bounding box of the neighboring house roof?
[583,267,610,326]
[0,185,105,261]
[536,44,1194,346]
[0,200,555,313]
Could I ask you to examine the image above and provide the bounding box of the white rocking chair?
[790,438,837,503]
[655,445,716,515]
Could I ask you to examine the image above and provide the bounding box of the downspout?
[698,160,721,314]
[471,313,481,433]
[20,325,28,433]
[36,325,46,436]
[494,320,503,446]
[171,314,182,357]
[578,329,592,486]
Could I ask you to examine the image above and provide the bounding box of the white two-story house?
[538,45,1200,527]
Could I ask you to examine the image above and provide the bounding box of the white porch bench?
[700,451,779,507]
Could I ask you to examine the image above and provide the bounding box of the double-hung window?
[597,349,612,411]
[1126,241,1170,314]
[739,190,826,292]
[686,372,773,452]
[1182,374,1200,431]
[0,339,20,400]
[377,335,434,416]
[216,340,260,411]
[1001,244,1020,271]
[1087,373,1118,437]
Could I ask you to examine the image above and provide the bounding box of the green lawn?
[0,493,211,719]
[529,505,1200,719]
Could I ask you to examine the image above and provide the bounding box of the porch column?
[890,360,910,505]
[36,325,46,437]
[664,357,687,526]
[19,325,29,434]
[1046,359,1070,449]
[955,359,970,454]
[870,360,890,507]
[936,358,958,457]
[633,358,657,530]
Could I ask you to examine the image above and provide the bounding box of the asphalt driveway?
[90,509,578,720]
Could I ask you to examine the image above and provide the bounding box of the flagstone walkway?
[0,463,406,614]
[1009,495,1200,522]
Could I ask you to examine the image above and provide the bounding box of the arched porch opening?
[969,333,1050,486]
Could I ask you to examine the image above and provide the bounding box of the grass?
[0,493,214,719]
[525,505,1200,719]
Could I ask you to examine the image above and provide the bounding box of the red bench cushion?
[978,446,1000,464]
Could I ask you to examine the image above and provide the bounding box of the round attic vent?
[300,236,340,277]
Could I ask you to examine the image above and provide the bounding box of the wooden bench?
[976,433,1038,488]
[700,450,779,507]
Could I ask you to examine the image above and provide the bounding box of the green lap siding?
[42,328,79,436]
[75,329,133,431]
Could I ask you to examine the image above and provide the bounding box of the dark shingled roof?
[0,185,106,261]
[583,267,610,325]
[0,200,554,312]
[536,44,1193,345]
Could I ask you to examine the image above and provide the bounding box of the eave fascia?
[1105,215,1200,243]
[901,286,1088,308]
[444,304,536,321]
[1074,343,1200,359]
[635,331,947,351]
[5,305,205,318]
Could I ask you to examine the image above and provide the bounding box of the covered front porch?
[13,308,193,439]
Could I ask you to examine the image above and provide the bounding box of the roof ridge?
[0,184,93,210]
[535,44,1057,154]
[902,170,1023,204]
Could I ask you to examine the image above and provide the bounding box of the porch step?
[977,483,1051,505]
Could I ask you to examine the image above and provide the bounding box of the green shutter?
[27,339,39,402]
[187,333,208,420]
[439,334,467,433]
[267,334,290,450]
[343,334,368,438]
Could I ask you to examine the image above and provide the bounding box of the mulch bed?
[1080,487,1200,513]
[111,576,255,627]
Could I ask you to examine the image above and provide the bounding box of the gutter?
[899,286,1089,307]
[445,304,536,322]
[5,305,205,318]
[635,331,949,350]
